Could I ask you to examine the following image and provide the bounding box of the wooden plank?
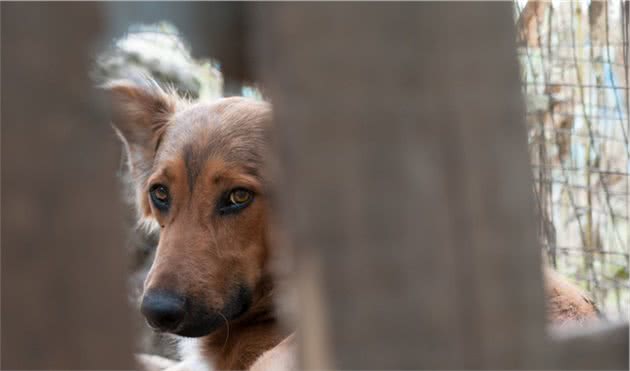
[550,321,629,370]
[251,2,549,369]
[1,3,134,369]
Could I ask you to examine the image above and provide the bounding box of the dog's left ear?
[103,77,179,218]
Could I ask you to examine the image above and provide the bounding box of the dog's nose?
[140,291,186,332]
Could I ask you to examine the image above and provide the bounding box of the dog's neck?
[200,275,286,370]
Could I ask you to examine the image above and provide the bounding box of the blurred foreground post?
[251,2,628,369]
[1,3,134,369]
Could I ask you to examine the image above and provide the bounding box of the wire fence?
[515,0,629,320]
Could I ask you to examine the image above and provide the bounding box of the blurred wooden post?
[550,321,629,369]
[1,3,134,369]
[250,2,628,369]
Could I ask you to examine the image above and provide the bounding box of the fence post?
[551,321,629,370]
[251,2,550,369]
[1,3,134,369]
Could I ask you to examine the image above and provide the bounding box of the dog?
[105,76,600,371]
[106,76,288,370]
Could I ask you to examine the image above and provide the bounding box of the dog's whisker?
[218,311,230,350]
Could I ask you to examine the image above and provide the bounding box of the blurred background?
[1,1,628,369]
[515,0,628,320]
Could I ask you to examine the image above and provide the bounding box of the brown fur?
[107,77,600,370]
[544,267,600,324]
[107,77,285,370]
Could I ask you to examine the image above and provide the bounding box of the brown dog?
[107,76,286,370]
[106,77,599,371]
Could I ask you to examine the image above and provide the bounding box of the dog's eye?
[150,184,170,211]
[218,188,254,215]
[230,189,252,205]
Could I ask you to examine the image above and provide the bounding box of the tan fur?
[249,334,296,371]
[544,267,600,325]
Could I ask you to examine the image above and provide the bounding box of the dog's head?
[107,78,273,337]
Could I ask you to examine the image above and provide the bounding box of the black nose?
[140,291,186,332]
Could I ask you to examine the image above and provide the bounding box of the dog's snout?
[141,291,186,332]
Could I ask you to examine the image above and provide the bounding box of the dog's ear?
[103,77,179,221]
[105,78,177,175]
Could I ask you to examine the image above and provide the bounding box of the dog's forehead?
[155,97,270,186]
[159,98,268,153]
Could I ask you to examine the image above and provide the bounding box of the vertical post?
[252,3,548,368]
[1,3,134,369]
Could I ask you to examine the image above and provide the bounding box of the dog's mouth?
[177,286,252,337]
[143,285,252,338]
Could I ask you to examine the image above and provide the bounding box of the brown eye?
[150,184,170,211]
[229,189,252,205]
[154,186,168,201]
[218,188,254,215]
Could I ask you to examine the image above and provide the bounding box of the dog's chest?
[177,337,214,371]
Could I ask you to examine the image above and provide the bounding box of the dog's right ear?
[103,78,179,222]
[103,78,177,181]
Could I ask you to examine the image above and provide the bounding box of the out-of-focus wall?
[1,3,134,369]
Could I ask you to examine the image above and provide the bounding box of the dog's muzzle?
[140,285,252,337]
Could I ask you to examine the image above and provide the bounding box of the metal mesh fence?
[516,0,629,319]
